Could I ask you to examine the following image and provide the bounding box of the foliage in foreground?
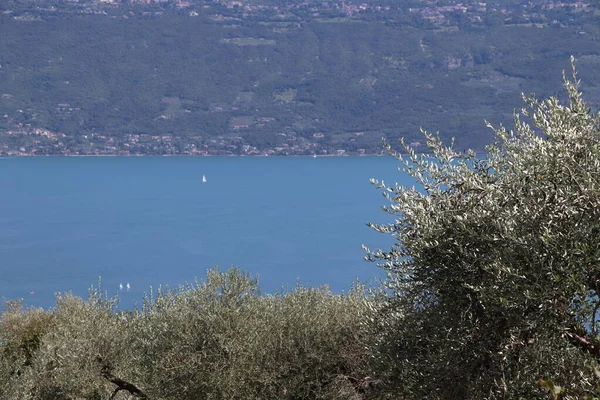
[366,58,600,399]
[0,267,379,400]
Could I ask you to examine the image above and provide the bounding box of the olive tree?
[0,267,378,400]
[366,58,600,399]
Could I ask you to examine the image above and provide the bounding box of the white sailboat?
[202,174,207,183]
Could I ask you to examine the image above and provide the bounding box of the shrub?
[0,267,379,400]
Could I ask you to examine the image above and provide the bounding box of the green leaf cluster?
[366,58,600,399]
[0,267,378,399]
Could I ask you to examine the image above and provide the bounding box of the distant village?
[2,102,377,155]
[4,0,592,32]
[1,0,594,156]
[0,126,370,156]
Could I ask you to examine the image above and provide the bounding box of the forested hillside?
[2,0,600,155]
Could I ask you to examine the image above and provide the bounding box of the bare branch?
[96,356,148,400]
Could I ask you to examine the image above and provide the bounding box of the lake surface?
[0,156,407,309]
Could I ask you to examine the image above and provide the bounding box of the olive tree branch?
[96,356,148,399]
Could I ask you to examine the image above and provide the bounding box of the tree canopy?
[367,57,600,399]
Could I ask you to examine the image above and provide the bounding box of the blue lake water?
[0,156,407,309]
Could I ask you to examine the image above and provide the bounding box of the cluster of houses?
[0,123,370,156]
[3,0,592,155]
[8,0,592,28]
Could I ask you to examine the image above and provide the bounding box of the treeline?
[2,9,600,152]
[0,268,384,399]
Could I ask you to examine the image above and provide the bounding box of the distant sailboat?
[202,174,207,183]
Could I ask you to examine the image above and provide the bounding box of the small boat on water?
[202,174,207,183]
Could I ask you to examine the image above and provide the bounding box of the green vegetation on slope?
[2,4,600,154]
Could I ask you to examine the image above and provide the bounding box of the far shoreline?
[1,153,391,158]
